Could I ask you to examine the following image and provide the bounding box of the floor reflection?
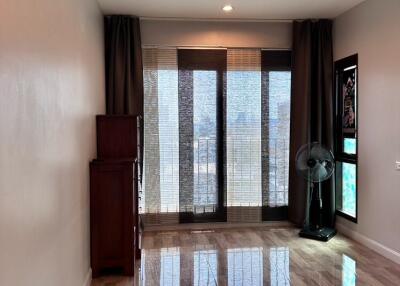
[342,255,356,286]
[160,248,180,286]
[93,228,400,286]
[269,247,290,286]
[227,247,263,285]
[140,246,291,286]
[194,250,218,286]
[139,247,361,286]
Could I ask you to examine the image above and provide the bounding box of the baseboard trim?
[144,220,293,232]
[336,223,400,265]
[82,268,92,286]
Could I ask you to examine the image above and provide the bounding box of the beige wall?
[0,0,105,285]
[141,19,292,48]
[334,0,400,258]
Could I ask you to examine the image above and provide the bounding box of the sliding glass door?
[178,49,226,222]
[261,51,291,221]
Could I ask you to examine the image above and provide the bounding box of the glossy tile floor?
[91,227,400,286]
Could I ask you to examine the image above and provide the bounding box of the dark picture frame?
[342,67,357,136]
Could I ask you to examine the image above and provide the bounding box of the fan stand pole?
[309,181,322,230]
[304,181,312,228]
[299,180,337,242]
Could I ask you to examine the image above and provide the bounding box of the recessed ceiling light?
[222,4,233,12]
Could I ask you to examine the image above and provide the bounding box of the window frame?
[334,54,358,223]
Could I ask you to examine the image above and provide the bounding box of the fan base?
[299,227,337,242]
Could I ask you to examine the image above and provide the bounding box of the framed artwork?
[342,66,357,135]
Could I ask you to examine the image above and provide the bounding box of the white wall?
[0,0,105,285]
[334,0,400,259]
[141,19,292,48]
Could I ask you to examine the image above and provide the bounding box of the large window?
[142,48,292,225]
[266,71,291,207]
[335,54,358,222]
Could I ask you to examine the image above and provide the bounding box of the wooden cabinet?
[90,115,142,278]
[90,160,136,277]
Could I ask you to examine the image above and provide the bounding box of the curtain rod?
[142,44,291,50]
[140,16,293,23]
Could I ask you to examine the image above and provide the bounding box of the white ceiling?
[97,0,366,20]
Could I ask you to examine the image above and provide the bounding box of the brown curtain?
[104,15,143,115]
[289,20,335,227]
[104,15,144,183]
